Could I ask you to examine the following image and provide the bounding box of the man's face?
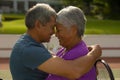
[38,16,56,42]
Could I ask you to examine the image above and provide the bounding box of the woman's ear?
[71,25,77,35]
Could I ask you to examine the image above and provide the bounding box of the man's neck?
[27,29,42,43]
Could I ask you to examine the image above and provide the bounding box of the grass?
[0,69,120,80]
[86,19,120,34]
[0,17,120,34]
[2,13,25,20]
[0,70,12,80]
[0,19,27,34]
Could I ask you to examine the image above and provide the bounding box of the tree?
[107,0,120,19]
[93,0,120,19]
[62,0,120,19]
[62,0,83,8]
[62,0,92,15]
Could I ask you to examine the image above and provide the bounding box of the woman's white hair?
[56,6,87,36]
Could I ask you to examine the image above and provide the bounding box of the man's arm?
[72,45,102,77]
[38,45,102,79]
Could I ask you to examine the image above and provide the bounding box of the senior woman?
[46,6,96,80]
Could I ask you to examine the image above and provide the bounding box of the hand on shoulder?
[88,44,102,59]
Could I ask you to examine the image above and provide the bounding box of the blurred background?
[0,0,120,80]
[0,0,120,34]
[0,0,120,19]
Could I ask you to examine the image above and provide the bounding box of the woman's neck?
[66,37,82,51]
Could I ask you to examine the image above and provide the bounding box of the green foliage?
[62,0,83,8]
[62,0,120,20]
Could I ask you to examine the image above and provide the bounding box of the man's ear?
[35,20,42,29]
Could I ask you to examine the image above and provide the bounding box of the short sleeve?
[22,46,52,69]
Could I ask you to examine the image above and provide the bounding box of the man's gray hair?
[25,3,56,29]
[56,6,87,37]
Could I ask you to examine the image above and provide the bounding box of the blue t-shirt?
[10,33,52,80]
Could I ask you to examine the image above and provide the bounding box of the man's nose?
[55,32,58,37]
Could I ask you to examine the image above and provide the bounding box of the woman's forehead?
[55,23,66,29]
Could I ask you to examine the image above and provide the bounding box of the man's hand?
[88,44,102,59]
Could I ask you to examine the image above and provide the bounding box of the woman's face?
[55,22,77,48]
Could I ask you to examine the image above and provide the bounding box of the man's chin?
[41,39,50,43]
[46,39,50,42]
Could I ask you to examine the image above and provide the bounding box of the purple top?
[46,41,96,80]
